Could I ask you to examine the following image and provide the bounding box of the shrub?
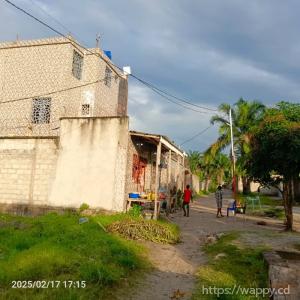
[128,204,143,218]
[79,203,90,212]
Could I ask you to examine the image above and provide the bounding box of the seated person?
[235,200,246,214]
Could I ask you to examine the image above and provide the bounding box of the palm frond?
[218,103,231,115]
[205,134,230,156]
[210,115,230,125]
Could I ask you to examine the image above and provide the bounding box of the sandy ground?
[124,192,300,300]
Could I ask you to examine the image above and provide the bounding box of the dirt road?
[126,194,300,300]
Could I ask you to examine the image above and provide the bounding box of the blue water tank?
[104,50,112,60]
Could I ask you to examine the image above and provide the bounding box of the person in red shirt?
[182,185,193,217]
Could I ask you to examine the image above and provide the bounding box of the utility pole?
[154,140,162,220]
[229,108,236,197]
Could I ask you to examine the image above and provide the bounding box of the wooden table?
[126,198,161,214]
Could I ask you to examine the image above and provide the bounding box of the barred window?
[104,66,112,87]
[81,104,90,116]
[32,98,51,124]
[72,50,83,79]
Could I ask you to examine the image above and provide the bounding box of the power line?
[131,74,219,112]
[2,0,122,77]
[180,125,213,146]
[0,76,112,105]
[28,0,71,35]
[131,87,216,114]
[3,0,220,114]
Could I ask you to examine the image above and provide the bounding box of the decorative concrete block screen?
[0,37,128,137]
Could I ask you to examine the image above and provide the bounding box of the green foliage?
[198,190,210,196]
[236,193,283,206]
[208,182,217,193]
[188,151,203,174]
[247,102,300,183]
[193,233,268,300]
[275,101,300,122]
[204,98,266,191]
[79,203,89,212]
[209,98,265,156]
[188,149,231,191]
[244,101,300,229]
[0,213,148,299]
[128,204,143,218]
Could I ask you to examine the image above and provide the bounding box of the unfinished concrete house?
[0,36,194,214]
[0,36,129,213]
[0,36,127,136]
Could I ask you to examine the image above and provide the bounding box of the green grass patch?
[236,193,284,220]
[198,190,210,197]
[237,193,283,207]
[294,243,300,251]
[262,208,285,219]
[0,212,149,299]
[192,233,268,300]
[245,207,285,220]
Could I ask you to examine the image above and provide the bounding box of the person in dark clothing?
[182,185,193,217]
[215,185,224,218]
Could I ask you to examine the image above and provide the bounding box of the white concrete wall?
[191,174,200,193]
[49,117,129,211]
[0,117,129,212]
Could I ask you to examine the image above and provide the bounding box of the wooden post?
[182,156,185,191]
[167,150,172,208]
[168,150,172,187]
[154,140,162,220]
[176,154,180,188]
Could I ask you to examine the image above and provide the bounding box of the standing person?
[215,185,224,218]
[182,185,193,217]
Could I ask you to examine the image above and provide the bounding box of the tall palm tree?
[207,98,265,193]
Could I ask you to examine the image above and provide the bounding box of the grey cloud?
[1,0,300,150]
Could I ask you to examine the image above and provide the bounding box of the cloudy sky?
[1,0,300,152]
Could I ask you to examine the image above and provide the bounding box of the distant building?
[0,36,128,136]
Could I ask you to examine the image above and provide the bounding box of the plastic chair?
[246,196,262,211]
[227,200,236,217]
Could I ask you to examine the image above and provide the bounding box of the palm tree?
[188,151,231,192]
[187,151,202,174]
[207,98,265,193]
[213,153,231,185]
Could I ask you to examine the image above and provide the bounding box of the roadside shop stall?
[125,131,186,219]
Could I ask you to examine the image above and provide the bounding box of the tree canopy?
[247,102,300,184]
[246,102,300,230]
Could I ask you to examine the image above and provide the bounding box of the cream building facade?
[0,36,128,136]
[0,36,130,213]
